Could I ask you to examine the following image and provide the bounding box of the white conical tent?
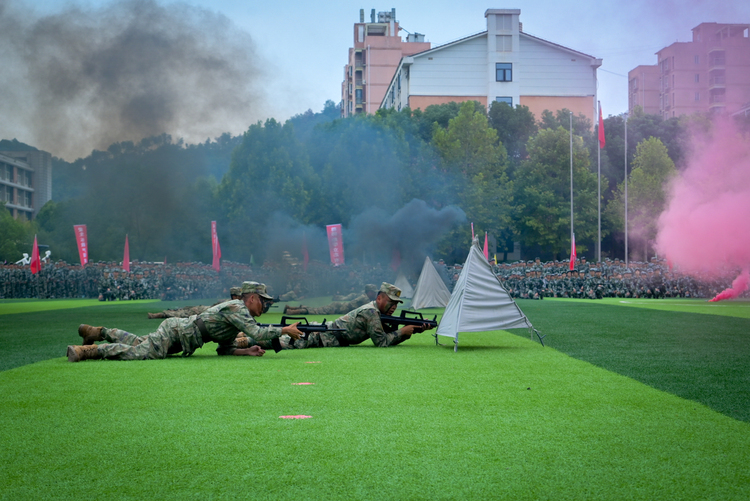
[436,240,532,350]
[411,256,451,309]
[393,271,414,299]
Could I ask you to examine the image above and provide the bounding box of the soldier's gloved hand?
[281,322,303,340]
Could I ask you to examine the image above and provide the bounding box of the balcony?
[709,75,726,89]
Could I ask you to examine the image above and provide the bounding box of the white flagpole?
[624,113,629,268]
[597,101,602,263]
[570,111,574,255]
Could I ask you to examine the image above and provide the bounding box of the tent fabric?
[393,271,415,299]
[436,240,531,343]
[411,257,452,310]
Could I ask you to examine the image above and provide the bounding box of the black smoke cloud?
[0,0,267,160]
[347,199,466,276]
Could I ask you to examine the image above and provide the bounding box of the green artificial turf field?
[1,298,749,500]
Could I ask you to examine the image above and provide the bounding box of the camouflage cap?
[241,281,273,300]
[230,286,242,296]
[380,282,403,303]
[364,283,378,293]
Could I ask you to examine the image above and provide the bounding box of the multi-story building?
[380,9,602,126]
[629,22,750,118]
[628,65,661,115]
[341,8,430,117]
[0,149,52,220]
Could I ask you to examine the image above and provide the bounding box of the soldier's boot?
[147,312,167,319]
[78,324,104,345]
[67,344,102,362]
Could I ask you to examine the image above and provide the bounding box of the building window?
[496,35,512,52]
[355,88,363,104]
[496,63,512,82]
[695,92,700,101]
[497,14,512,30]
[695,74,699,83]
[25,191,32,207]
[495,97,513,106]
[694,55,700,64]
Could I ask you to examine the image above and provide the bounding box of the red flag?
[211,221,221,272]
[569,233,577,271]
[73,224,88,266]
[123,235,130,272]
[30,235,41,274]
[302,232,309,273]
[599,103,606,150]
[471,222,475,240]
[483,232,489,260]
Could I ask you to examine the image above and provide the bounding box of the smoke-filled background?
[0,0,267,160]
[656,118,750,299]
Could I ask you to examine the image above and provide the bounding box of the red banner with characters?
[211,221,221,272]
[326,224,345,266]
[74,224,88,266]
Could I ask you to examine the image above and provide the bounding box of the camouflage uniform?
[94,287,283,360]
[278,283,408,350]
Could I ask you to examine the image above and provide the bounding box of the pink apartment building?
[629,23,750,117]
[341,8,430,117]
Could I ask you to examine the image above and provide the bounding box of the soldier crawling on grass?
[146,287,244,319]
[284,284,378,316]
[276,282,433,350]
[66,282,302,362]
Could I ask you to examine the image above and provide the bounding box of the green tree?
[604,137,676,261]
[218,119,316,262]
[513,127,598,259]
[487,101,537,166]
[432,101,512,254]
[0,203,34,262]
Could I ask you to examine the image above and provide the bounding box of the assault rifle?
[258,316,347,352]
[380,310,438,333]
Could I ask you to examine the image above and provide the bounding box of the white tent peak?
[411,256,451,310]
[436,239,533,351]
[393,271,414,299]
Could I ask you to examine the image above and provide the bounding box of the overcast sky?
[9,0,750,158]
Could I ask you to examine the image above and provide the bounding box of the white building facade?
[381,9,602,125]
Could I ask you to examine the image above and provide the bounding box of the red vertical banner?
[211,221,221,272]
[302,232,309,272]
[74,224,88,266]
[123,235,130,272]
[483,232,489,260]
[326,224,345,266]
[390,248,400,271]
[598,102,606,149]
[569,233,577,271]
[30,235,41,274]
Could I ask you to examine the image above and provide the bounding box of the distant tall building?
[629,23,750,117]
[381,9,602,126]
[0,148,52,220]
[341,8,430,117]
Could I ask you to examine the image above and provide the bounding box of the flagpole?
[570,111,574,256]
[597,101,602,263]
[624,112,629,268]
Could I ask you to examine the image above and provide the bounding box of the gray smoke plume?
[347,199,466,276]
[0,0,267,160]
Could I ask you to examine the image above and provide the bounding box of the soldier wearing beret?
[276,282,433,350]
[66,281,302,362]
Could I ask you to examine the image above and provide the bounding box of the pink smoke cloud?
[656,119,750,291]
[709,269,750,302]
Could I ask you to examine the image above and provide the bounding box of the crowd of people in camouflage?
[1,254,744,302]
